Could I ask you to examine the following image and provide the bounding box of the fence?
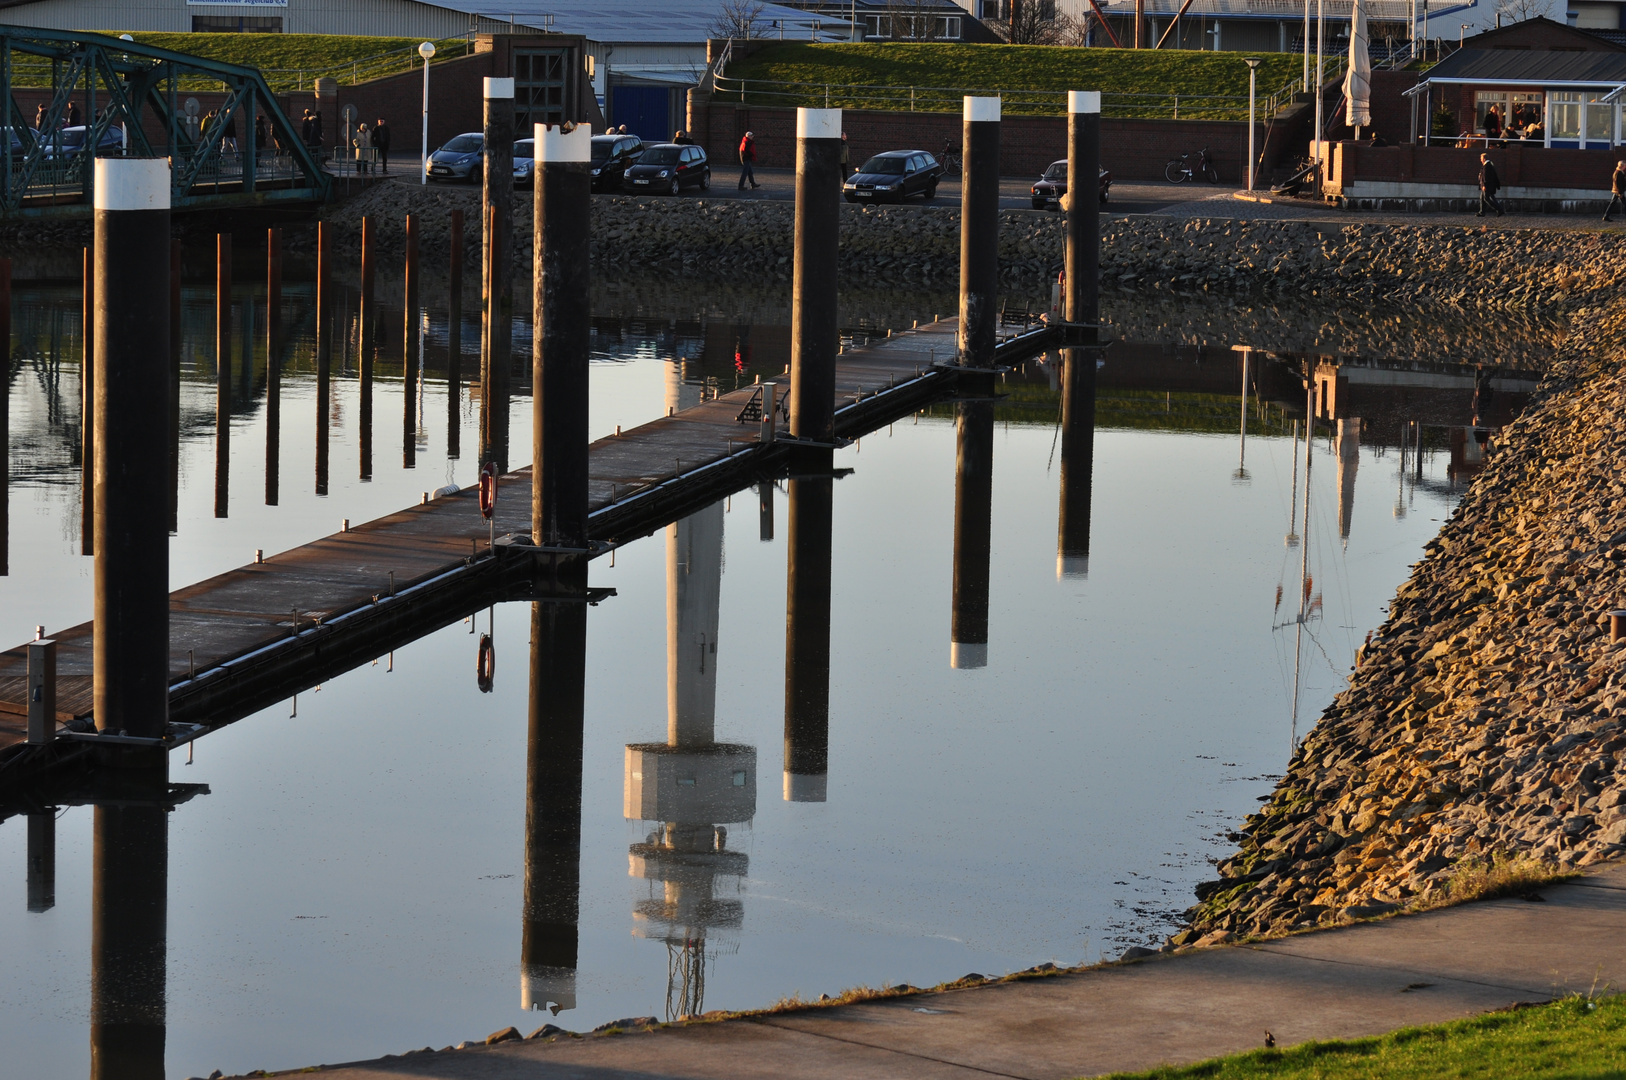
[714,59,1340,123]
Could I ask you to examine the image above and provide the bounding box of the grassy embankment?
[1103,995,1626,1080]
[119,33,470,92]
[721,43,1303,118]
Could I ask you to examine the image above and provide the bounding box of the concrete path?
[282,863,1626,1080]
[1153,187,1617,232]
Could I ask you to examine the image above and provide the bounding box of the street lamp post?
[418,41,436,186]
[1244,57,1262,191]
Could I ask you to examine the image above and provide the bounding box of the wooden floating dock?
[0,317,1042,774]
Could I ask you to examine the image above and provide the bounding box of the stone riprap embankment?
[1179,300,1626,947]
[313,183,1621,309]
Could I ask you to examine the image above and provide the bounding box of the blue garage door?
[610,86,671,143]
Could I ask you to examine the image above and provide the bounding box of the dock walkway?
[0,318,975,765]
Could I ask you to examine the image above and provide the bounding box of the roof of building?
[1460,14,1626,52]
[1101,0,1471,18]
[1425,45,1626,84]
[437,0,840,42]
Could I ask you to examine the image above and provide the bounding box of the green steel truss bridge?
[0,25,330,217]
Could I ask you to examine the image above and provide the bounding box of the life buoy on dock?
[478,462,498,520]
[476,633,496,693]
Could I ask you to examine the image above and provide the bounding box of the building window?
[1550,90,1581,140]
[1509,92,1543,137]
[191,15,282,32]
[1586,91,1613,143]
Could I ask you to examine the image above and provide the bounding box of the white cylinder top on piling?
[950,641,989,670]
[796,107,841,139]
[963,96,1001,122]
[535,122,591,162]
[1069,90,1102,115]
[93,158,170,211]
[484,76,515,99]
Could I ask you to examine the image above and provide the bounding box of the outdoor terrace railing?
[714,58,1339,123]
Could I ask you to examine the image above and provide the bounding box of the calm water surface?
[0,266,1558,1078]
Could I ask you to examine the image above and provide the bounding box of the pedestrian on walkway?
[65,101,79,127]
[738,130,758,190]
[373,117,391,172]
[1603,160,1626,222]
[222,109,238,155]
[309,109,323,151]
[300,109,315,150]
[353,121,373,174]
[674,130,694,145]
[1476,153,1503,217]
[254,114,268,155]
[840,131,851,177]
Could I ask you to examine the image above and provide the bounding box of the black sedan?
[622,143,709,195]
[591,133,645,192]
[1030,159,1112,210]
[844,150,942,203]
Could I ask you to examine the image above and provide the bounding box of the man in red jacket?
[738,130,759,190]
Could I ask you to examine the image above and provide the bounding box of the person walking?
[1476,153,1503,217]
[309,109,323,151]
[673,130,694,145]
[222,109,238,155]
[33,103,45,131]
[373,117,391,172]
[200,108,216,148]
[300,109,315,150]
[840,131,851,177]
[254,114,268,155]
[1604,160,1626,222]
[352,121,373,174]
[65,101,80,127]
[738,130,758,190]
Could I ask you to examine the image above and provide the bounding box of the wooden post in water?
[168,241,181,532]
[521,595,586,1014]
[81,244,94,555]
[402,212,419,470]
[26,807,54,912]
[532,121,591,556]
[1058,90,1100,580]
[91,793,168,1080]
[358,216,374,481]
[788,107,841,463]
[265,228,282,506]
[447,207,463,460]
[91,158,172,741]
[315,222,331,496]
[959,96,1000,372]
[783,474,832,801]
[0,257,9,577]
[481,78,515,474]
[214,232,231,518]
[950,400,994,669]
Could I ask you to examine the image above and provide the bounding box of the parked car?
[513,137,535,186]
[425,132,483,182]
[40,125,123,158]
[622,143,709,195]
[844,150,942,203]
[1030,159,1112,210]
[591,133,645,192]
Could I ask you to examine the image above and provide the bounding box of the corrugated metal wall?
[0,0,545,38]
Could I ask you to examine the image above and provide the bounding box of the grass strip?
[1100,994,1626,1080]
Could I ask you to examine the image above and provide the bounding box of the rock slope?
[1182,298,1626,944]
[310,183,1621,309]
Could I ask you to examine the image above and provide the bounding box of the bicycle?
[1164,147,1220,184]
[938,139,961,177]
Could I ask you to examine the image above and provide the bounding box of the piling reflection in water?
[626,498,754,1020]
[358,218,375,483]
[1056,348,1096,580]
[522,582,589,1016]
[783,472,831,800]
[402,215,419,471]
[315,224,332,498]
[1,255,9,576]
[950,401,994,669]
[90,769,169,1080]
[214,234,231,520]
[264,231,282,509]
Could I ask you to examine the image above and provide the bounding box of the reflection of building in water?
[1336,417,1360,545]
[625,500,755,1021]
[1449,427,1493,481]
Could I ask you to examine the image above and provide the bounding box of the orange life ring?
[478,462,498,520]
[476,633,495,693]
